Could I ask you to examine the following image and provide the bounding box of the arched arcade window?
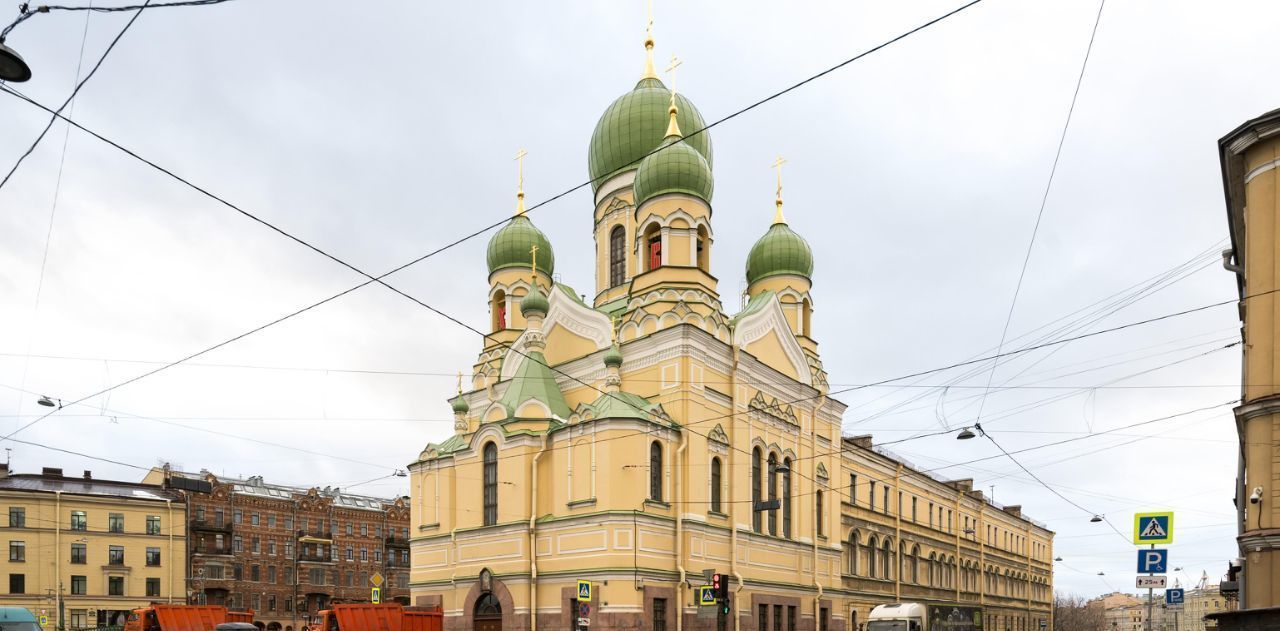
[482,442,498,526]
[649,441,663,502]
[609,225,626,286]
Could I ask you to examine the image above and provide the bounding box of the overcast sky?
[1,0,1276,598]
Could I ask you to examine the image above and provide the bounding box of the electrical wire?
[0,0,986,433]
[0,0,235,39]
[0,0,150,193]
[972,0,1108,427]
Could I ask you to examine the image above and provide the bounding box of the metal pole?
[1145,544,1154,631]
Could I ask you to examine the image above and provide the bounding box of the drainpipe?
[530,433,550,631]
[675,428,689,631]
[812,398,827,622]
[168,499,175,604]
[894,463,903,601]
[55,492,61,631]
[728,343,742,631]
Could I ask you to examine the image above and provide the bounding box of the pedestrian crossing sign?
[577,580,592,602]
[1133,511,1174,544]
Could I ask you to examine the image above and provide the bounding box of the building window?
[8,508,24,528]
[215,509,225,528]
[648,235,662,271]
[483,442,498,526]
[285,542,294,559]
[109,545,124,565]
[883,486,890,514]
[268,540,276,556]
[361,524,368,537]
[752,448,762,532]
[788,606,797,631]
[759,605,768,631]
[767,453,778,536]
[70,575,86,595]
[147,515,161,535]
[492,290,507,331]
[299,517,308,532]
[109,513,124,533]
[375,525,381,538]
[268,515,276,529]
[774,604,783,631]
[609,225,626,286]
[285,598,293,613]
[849,474,857,504]
[233,536,243,553]
[252,537,260,554]
[653,597,667,631]
[8,541,23,562]
[912,497,918,522]
[360,548,368,562]
[819,608,829,631]
[283,567,292,585]
[146,578,160,597]
[146,547,161,566]
[867,536,879,578]
[251,513,260,526]
[816,490,824,537]
[346,523,353,536]
[649,441,663,502]
[71,543,86,564]
[8,574,23,594]
[346,546,353,561]
[781,457,792,539]
[710,457,722,513]
[251,565,260,581]
[70,510,86,531]
[869,480,876,512]
[374,550,382,563]
[234,510,242,525]
[108,576,124,596]
[268,596,277,612]
[345,572,354,587]
[206,565,224,580]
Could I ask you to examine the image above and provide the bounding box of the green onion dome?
[519,283,550,316]
[633,134,714,207]
[745,221,814,285]
[588,77,713,192]
[486,214,555,277]
[602,343,624,368]
[450,395,469,414]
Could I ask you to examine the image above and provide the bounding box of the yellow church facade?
[408,25,1053,631]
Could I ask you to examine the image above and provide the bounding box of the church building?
[408,21,1054,631]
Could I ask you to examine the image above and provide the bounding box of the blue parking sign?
[1137,549,1167,574]
[1166,588,1184,605]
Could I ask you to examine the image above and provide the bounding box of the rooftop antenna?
[3,448,10,465]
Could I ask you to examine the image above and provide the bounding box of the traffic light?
[712,573,728,600]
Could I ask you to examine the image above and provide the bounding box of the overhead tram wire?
[0,0,152,192]
[972,0,1108,428]
[0,0,987,436]
[842,241,1222,429]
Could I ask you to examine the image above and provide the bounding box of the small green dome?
[520,283,549,316]
[633,135,714,207]
[588,78,713,191]
[486,215,555,277]
[603,343,623,368]
[450,395,469,414]
[745,222,814,285]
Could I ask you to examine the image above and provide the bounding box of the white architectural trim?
[732,294,813,386]
[500,288,612,380]
[1245,157,1280,184]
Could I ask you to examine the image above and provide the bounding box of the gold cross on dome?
[456,371,463,394]
[665,54,682,93]
[771,155,787,197]
[514,148,528,191]
[529,244,539,284]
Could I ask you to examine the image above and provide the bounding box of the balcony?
[384,536,409,548]
[191,519,233,534]
[297,551,335,564]
[192,546,233,557]
[297,530,333,543]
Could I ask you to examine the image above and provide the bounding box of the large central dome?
[588,77,713,192]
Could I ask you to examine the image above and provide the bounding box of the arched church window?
[609,225,626,286]
[710,457,722,513]
[802,298,812,337]
[492,290,506,332]
[766,453,778,536]
[482,443,498,526]
[649,441,663,502]
[643,224,662,271]
[696,225,709,272]
[781,457,792,539]
[751,448,762,533]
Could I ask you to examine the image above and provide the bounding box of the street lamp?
[0,39,32,82]
[1090,515,1103,523]
[1054,557,1063,562]
[957,427,977,440]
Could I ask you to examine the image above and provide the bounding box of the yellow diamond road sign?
[370,572,384,587]
[1133,511,1174,545]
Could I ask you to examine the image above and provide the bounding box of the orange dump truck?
[316,604,441,631]
[125,605,255,631]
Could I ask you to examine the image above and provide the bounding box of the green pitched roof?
[588,78,713,191]
[498,350,571,419]
[579,390,662,421]
[745,222,814,285]
[432,434,467,456]
[633,135,714,207]
[486,215,555,276]
[732,290,775,324]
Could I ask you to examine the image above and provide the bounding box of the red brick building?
[145,468,410,631]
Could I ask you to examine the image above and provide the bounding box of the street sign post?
[1166,589,1184,605]
[577,580,592,602]
[579,603,590,617]
[1136,549,1168,574]
[1136,576,1167,589]
[1133,512,1175,545]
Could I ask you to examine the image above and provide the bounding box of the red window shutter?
[649,239,662,270]
[496,304,506,329]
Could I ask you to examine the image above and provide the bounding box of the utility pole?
[1146,544,1154,631]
